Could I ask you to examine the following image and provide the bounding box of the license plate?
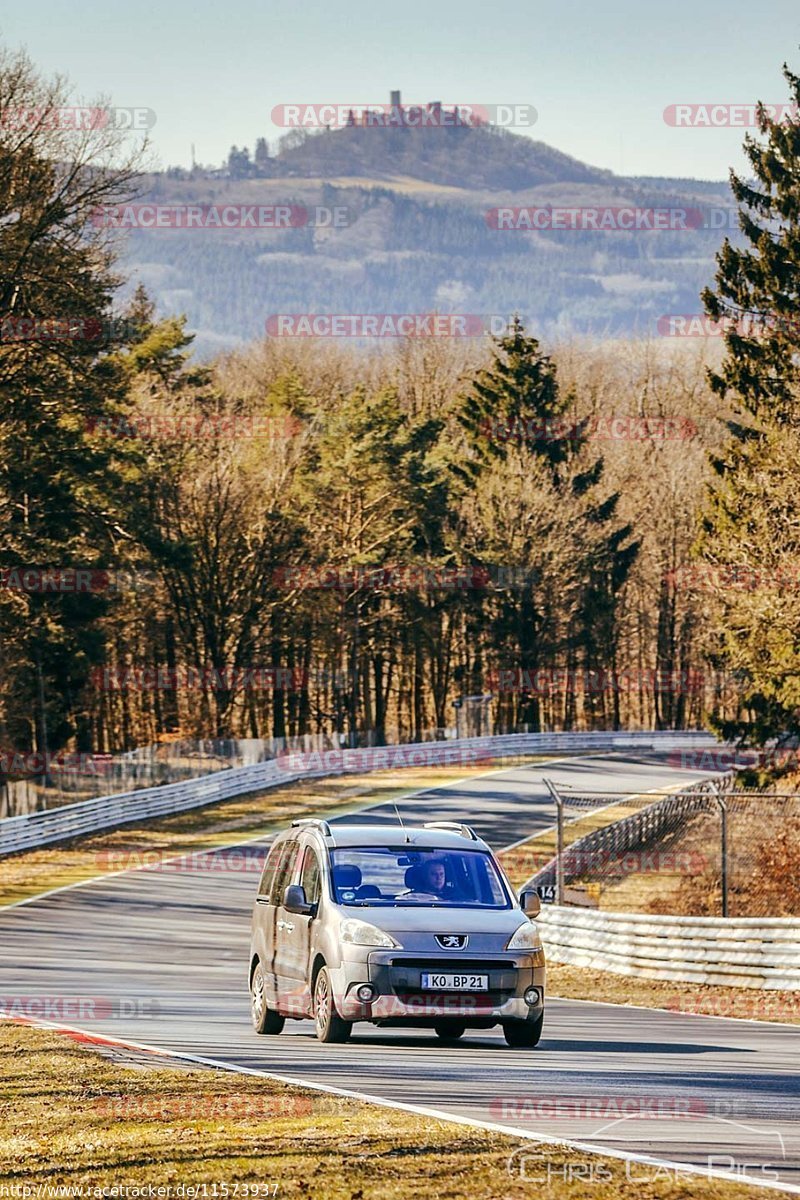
[420,973,489,991]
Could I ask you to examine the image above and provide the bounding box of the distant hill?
[269,121,615,191]
[118,116,735,356]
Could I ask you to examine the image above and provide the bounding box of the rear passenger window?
[257,843,282,898]
[269,839,300,905]
[299,848,322,904]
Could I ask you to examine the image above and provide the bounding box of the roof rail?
[291,818,332,836]
[423,820,479,841]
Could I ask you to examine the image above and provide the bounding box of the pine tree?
[0,48,144,756]
[700,62,800,742]
[458,316,579,478]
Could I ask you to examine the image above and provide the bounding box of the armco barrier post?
[544,777,564,905]
[715,784,729,918]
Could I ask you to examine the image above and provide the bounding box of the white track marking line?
[4,1015,797,1195]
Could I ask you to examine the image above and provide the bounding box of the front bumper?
[331,949,545,1023]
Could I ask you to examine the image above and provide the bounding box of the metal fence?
[523,779,800,919]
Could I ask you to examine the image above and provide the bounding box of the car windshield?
[329,846,510,908]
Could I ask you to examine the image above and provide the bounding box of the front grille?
[389,958,509,971]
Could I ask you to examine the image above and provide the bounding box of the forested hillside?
[120,116,737,354]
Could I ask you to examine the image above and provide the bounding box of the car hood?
[338,905,531,936]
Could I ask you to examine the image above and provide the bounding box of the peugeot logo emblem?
[436,934,468,950]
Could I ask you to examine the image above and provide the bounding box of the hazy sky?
[2,0,798,179]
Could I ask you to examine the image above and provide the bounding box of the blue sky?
[2,0,798,179]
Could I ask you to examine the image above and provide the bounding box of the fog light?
[524,986,541,1007]
[356,984,377,1003]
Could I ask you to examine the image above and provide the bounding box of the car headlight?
[339,918,401,949]
[506,922,544,954]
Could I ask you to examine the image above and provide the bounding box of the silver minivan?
[249,818,545,1047]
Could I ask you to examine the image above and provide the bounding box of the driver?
[419,858,452,896]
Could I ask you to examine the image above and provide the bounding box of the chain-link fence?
[517,779,800,918]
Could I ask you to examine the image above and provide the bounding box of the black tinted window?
[299,847,322,904]
[257,843,282,897]
[267,839,300,904]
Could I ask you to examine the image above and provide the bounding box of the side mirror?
[520,889,541,918]
[284,884,314,916]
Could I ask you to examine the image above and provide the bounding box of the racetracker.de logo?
[658,313,800,337]
[0,106,157,131]
[87,413,303,441]
[90,666,307,692]
[0,316,145,344]
[481,415,697,442]
[276,743,493,774]
[0,567,110,593]
[90,205,353,230]
[486,207,703,231]
[0,996,159,1018]
[94,848,266,873]
[266,314,496,337]
[94,1095,314,1119]
[272,565,491,590]
[0,749,113,778]
[663,103,799,127]
[486,667,705,695]
[271,101,537,129]
[489,1095,707,1120]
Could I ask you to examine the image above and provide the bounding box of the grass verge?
[547,962,800,1024]
[0,1022,772,1199]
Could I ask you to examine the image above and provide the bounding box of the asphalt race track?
[2,752,799,1192]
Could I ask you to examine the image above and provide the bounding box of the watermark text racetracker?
[0,996,159,1019]
[481,414,698,442]
[0,106,156,131]
[93,847,267,873]
[0,749,112,778]
[486,206,705,231]
[272,100,536,129]
[664,102,799,126]
[265,314,514,337]
[276,743,494,774]
[1,316,145,344]
[488,205,749,232]
[0,567,110,593]
[487,667,705,695]
[91,205,354,230]
[658,312,800,337]
[90,666,307,692]
[87,414,302,442]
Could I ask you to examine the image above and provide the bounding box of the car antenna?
[392,802,411,843]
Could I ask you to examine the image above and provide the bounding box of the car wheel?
[503,1012,544,1048]
[251,961,285,1035]
[313,966,352,1044]
[434,1022,466,1041]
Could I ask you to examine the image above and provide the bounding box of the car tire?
[313,966,352,1044]
[503,1012,544,1048]
[251,960,285,1035]
[434,1022,466,1041]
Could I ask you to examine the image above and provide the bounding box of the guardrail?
[0,729,717,857]
[537,905,800,989]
